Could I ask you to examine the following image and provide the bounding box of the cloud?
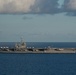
[1,0,76,16]
[0,0,60,14]
[0,0,35,14]
[30,0,60,14]
[62,0,76,16]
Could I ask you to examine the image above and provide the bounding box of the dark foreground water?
[0,54,76,75]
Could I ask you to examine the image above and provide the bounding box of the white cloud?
[63,0,76,16]
[66,0,76,10]
[0,0,35,13]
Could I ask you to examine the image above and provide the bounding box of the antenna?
[20,36,24,43]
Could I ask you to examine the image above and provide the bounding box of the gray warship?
[0,38,76,53]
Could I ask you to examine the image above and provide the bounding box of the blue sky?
[0,0,76,42]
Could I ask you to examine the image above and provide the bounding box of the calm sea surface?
[0,42,76,75]
[0,54,76,75]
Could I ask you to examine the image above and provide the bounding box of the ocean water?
[0,54,76,75]
[0,42,76,75]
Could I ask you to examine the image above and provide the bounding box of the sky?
[0,0,76,42]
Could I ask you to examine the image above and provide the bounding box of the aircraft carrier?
[0,39,76,54]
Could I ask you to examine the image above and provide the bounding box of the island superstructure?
[15,38,27,51]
